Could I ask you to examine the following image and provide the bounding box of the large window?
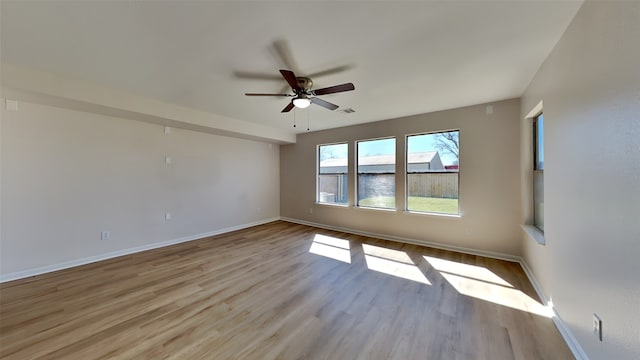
[533,114,544,231]
[406,131,459,215]
[357,138,396,209]
[318,143,348,205]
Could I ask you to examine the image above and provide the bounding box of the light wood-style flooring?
[0,221,572,359]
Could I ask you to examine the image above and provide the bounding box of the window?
[318,143,348,205]
[533,114,544,231]
[357,138,396,209]
[406,131,459,215]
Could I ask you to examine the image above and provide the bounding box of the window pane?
[357,138,396,209]
[533,113,544,231]
[535,114,544,170]
[534,171,544,231]
[318,143,348,205]
[406,131,459,215]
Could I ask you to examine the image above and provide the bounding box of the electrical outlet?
[101,231,110,241]
[593,313,602,341]
[5,99,19,111]
[309,207,313,214]
[165,212,172,220]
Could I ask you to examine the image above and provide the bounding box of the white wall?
[0,99,280,278]
[521,2,640,359]
[281,99,522,257]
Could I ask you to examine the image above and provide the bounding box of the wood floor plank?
[0,221,573,359]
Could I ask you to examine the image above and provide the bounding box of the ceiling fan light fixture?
[293,96,311,109]
[245,69,353,112]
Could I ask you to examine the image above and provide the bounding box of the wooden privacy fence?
[321,172,459,201]
[318,174,348,203]
[408,172,458,199]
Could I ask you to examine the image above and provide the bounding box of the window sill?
[315,202,349,208]
[404,210,461,220]
[354,206,397,213]
[522,225,546,245]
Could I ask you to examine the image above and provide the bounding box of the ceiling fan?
[245,69,355,113]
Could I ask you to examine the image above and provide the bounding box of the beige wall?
[0,100,280,277]
[281,98,522,257]
[521,1,640,359]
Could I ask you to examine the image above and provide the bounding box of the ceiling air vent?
[339,108,355,114]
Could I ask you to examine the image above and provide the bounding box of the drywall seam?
[0,217,280,283]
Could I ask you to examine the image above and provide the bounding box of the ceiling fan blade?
[307,65,353,78]
[311,97,339,111]
[278,84,291,94]
[245,93,291,97]
[280,70,301,92]
[233,71,283,81]
[312,83,355,96]
[281,102,295,113]
[272,39,300,73]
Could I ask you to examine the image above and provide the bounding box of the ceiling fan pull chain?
[307,108,310,131]
[293,108,296,128]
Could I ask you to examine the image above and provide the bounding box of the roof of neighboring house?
[320,158,349,167]
[407,151,439,164]
[321,151,439,167]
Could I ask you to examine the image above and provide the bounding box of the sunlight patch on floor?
[423,256,513,287]
[309,234,351,263]
[362,244,414,264]
[424,256,551,317]
[363,244,431,285]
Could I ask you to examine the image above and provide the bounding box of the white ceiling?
[1,1,582,134]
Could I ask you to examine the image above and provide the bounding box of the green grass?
[359,196,458,214]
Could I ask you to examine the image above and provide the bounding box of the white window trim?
[354,205,397,213]
[525,100,543,119]
[403,210,462,220]
[522,224,546,245]
[524,100,545,245]
[317,142,349,206]
[355,137,397,210]
[405,130,461,216]
[315,202,349,208]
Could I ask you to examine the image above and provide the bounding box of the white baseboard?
[280,217,521,263]
[2,215,588,359]
[518,258,588,360]
[0,217,279,283]
[518,259,551,305]
[281,216,589,360]
[550,309,590,360]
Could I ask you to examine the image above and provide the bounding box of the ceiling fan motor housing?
[296,77,313,92]
[245,69,354,112]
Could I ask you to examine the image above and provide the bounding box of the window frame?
[355,136,397,210]
[533,113,544,232]
[405,130,460,216]
[317,142,349,206]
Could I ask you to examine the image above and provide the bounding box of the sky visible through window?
[319,143,348,162]
[358,138,395,157]
[536,115,544,169]
[320,134,459,166]
[407,133,458,166]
